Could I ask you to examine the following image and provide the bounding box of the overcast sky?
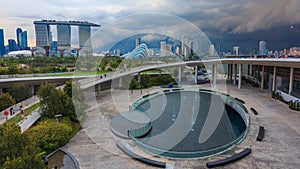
[1,0,299,52]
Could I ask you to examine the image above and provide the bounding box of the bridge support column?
[194,66,198,84]
[261,65,265,89]
[30,85,34,96]
[234,64,237,85]
[212,64,217,87]
[178,67,182,84]
[229,64,233,81]
[289,67,294,95]
[95,84,101,96]
[272,66,277,91]
[247,64,250,76]
[227,64,230,80]
[238,64,242,89]
[137,72,141,84]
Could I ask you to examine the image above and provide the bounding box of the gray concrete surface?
[65,80,300,169]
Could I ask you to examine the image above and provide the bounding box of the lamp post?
[54,114,62,123]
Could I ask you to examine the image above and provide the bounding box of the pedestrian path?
[18,108,41,132]
[0,95,39,125]
[0,85,64,125]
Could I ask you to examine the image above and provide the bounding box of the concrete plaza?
[65,80,300,169]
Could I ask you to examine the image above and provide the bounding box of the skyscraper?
[188,40,193,55]
[79,26,92,52]
[175,46,180,55]
[160,41,166,56]
[259,41,266,55]
[209,45,215,56]
[166,44,172,56]
[35,24,51,47]
[19,31,28,50]
[8,39,17,52]
[0,29,5,56]
[135,38,141,48]
[233,46,239,55]
[57,24,71,50]
[16,28,22,49]
[181,36,188,56]
[50,41,58,56]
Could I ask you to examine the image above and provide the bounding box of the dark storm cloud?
[1,0,299,49]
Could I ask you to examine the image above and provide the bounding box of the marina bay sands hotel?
[34,20,100,56]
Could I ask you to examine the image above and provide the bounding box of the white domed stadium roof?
[8,50,31,57]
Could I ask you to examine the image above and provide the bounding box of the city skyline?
[0,0,300,52]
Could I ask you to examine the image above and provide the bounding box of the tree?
[110,60,120,70]
[26,118,72,154]
[0,93,16,111]
[7,65,18,74]
[99,62,106,71]
[0,124,46,169]
[38,83,80,122]
[129,78,139,89]
[140,74,152,88]
[8,85,32,103]
[63,81,72,98]
[64,81,88,120]
[38,83,75,120]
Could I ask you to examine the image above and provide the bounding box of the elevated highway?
[1,58,300,96]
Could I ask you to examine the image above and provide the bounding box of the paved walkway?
[65,80,300,169]
[0,95,39,124]
[18,108,41,132]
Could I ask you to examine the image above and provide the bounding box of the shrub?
[289,101,300,111]
[0,93,16,111]
[26,118,72,153]
[271,91,283,101]
[289,101,294,109]
[129,78,139,90]
[8,85,32,103]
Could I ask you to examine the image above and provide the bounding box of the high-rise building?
[147,49,155,56]
[233,46,239,55]
[57,24,71,50]
[116,49,120,56]
[160,41,166,56]
[16,28,22,49]
[50,41,58,56]
[181,36,188,56]
[35,24,51,47]
[166,44,172,56]
[259,41,266,55]
[19,31,28,50]
[209,45,215,56]
[175,46,180,55]
[34,20,100,56]
[0,29,5,56]
[49,31,53,44]
[8,39,17,52]
[79,26,92,51]
[189,41,193,55]
[135,38,141,48]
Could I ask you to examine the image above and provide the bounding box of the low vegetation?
[0,81,86,167]
[129,74,176,89]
